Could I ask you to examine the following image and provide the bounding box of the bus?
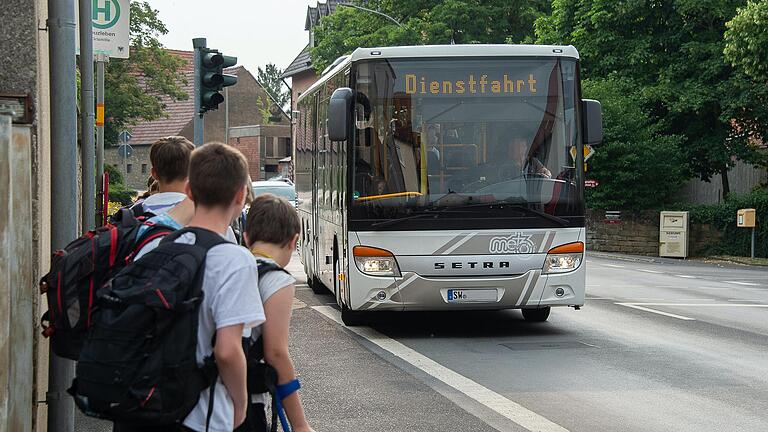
[294,45,602,325]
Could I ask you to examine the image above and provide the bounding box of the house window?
[266,137,276,157]
[279,137,291,156]
[141,163,147,174]
[126,164,132,173]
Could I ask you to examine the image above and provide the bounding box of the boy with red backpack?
[71,143,264,431]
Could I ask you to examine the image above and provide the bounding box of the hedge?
[682,189,768,257]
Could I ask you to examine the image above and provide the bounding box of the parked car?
[251,180,298,208]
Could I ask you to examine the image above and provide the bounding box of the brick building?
[228,124,292,181]
[105,50,289,190]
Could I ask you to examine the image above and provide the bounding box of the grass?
[700,255,768,267]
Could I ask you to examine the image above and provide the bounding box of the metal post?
[96,55,107,225]
[193,38,207,146]
[47,0,78,429]
[225,86,230,144]
[80,0,95,232]
[751,228,756,259]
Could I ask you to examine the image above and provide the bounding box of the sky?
[145,0,315,80]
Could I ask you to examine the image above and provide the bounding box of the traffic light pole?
[193,38,206,146]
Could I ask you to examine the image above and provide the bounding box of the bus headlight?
[543,242,584,274]
[353,246,401,277]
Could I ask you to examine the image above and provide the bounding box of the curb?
[587,251,768,270]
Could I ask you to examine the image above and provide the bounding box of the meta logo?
[435,261,511,270]
[489,233,536,254]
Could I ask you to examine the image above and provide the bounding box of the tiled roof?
[126,50,195,146]
[282,45,313,78]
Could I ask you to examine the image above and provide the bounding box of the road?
[77,253,768,432]
[295,254,768,432]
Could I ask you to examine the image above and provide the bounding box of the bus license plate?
[446,289,497,303]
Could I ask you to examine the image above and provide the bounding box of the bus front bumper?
[349,264,585,312]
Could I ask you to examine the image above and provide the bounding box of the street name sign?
[76,0,131,59]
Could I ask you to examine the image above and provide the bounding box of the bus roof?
[350,44,579,61]
[296,44,579,104]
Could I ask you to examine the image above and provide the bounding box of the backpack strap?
[161,227,229,250]
[255,259,290,279]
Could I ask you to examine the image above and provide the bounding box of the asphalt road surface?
[77,253,768,432]
[296,254,768,432]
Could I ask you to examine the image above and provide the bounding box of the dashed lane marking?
[637,269,662,274]
[723,281,761,286]
[312,306,570,432]
[675,275,697,279]
[616,303,696,321]
[603,264,625,268]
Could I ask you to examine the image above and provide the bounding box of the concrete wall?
[677,160,767,204]
[0,1,51,430]
[586,210,722,257]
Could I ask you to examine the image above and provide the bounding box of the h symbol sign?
[93,0,111,22]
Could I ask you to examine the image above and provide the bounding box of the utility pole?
[80,0,95,232]
[193,38,206,146]
[48,0,78,429]
[96,54,108,225]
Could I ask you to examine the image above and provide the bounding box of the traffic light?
[198,48,238,113]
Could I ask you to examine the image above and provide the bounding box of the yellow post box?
[737,208,756,228]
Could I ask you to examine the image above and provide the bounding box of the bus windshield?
[351,58,583,224]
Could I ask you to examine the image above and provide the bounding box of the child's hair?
[149,136,195,183]
[188,142,249,208]
[245,193,300,247]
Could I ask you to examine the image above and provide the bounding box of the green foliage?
[537,0,767,195]
[683,188,768,257]
[103,164,136,205]
[725,1,768,81]
[583,78,685,210]
[311,0,550,72]
[257,63,290,109]
[104,1,188,145]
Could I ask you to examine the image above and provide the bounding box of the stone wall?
[104,145,153,191]
[586,210,722,257]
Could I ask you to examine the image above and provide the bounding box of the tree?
[582,78,685,210]
[311,0,550,72]
[104,1,188,145]
[536,0,766,199]
[257,63,290,109]
[725,1,768,81]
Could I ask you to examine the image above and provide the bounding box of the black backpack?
[236,260,291,432]
[39,208,173,360]
[70,227,227,427]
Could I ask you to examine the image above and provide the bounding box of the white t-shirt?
[246,258,296,406]
[137,191,188,215]
[181,235,265,432]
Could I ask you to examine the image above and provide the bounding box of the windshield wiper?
[369,207,476,229]
[437,199,571,227]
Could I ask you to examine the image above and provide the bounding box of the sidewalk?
[588,250,768,269]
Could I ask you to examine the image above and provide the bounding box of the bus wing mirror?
[582,99,603,146]
[329,88,354,142]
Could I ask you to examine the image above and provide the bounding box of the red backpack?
[39,208,174,360]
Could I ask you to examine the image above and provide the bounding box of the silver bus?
[294,45,602,325]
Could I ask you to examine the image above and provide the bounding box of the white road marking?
[616,303,696,321]
[675,274,697,279]
[637,269,662,274]
[724,281,761,286]
[312,306,570,432]
[586,297,613,300]
[603,264,625,268]
[627,303,768,308]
